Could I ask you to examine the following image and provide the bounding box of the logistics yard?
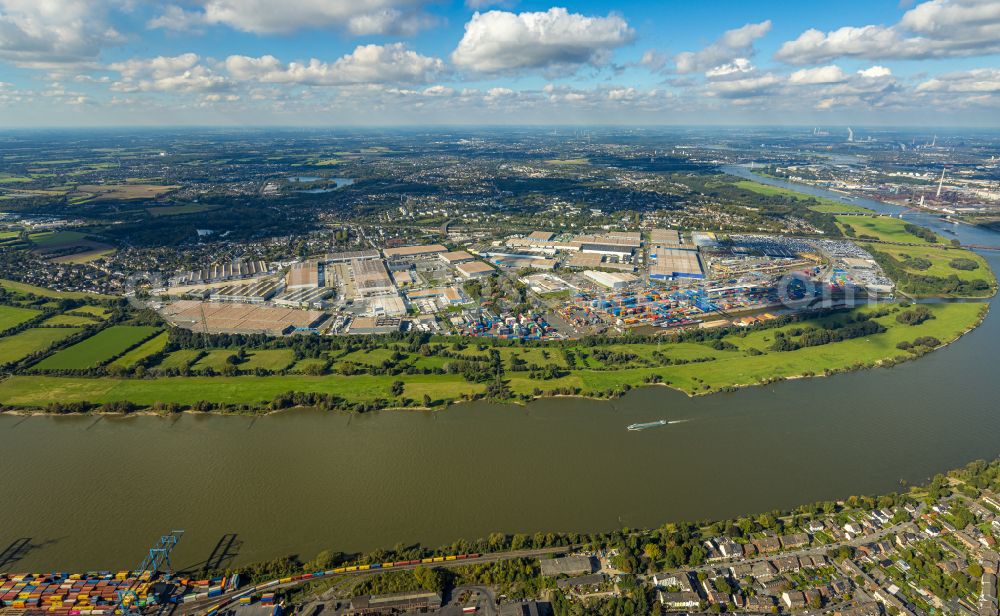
[142,227,913,342]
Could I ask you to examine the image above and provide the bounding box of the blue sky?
[0,0,998,126]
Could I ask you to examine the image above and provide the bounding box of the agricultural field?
[29,230,115,263]
[33,326,161,370]
[154,349,203,371]
[836,215,943,244]
[290,357,328,373]
[0,304,42,331]
[40,314,100,327]
[861,243,994,284]
[191,348,296,372]
[0,302,984,409]
[0,327,83,365]
[544,158,590,165]
[68,305,111,319]
[0,373,483,408]
[808,202,873,213]
[732,180,867,212]
[70,184,178,202]
[29,230,89,248]
[108,332,170,369]
[146,203,223,217]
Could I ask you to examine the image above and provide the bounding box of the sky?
[0,0,998,127]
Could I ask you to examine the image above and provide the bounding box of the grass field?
[190,348,296,372]
[544,158,589,165]
[108,332,169,369]
[0,373,484,407]
[860,243,994,285]
[290,357,328,373]
[33,326,161,370]
[0,302,984,409]
[29,230,88,248]
[40,314,100,327]
[147,203,222,217]
[0,278,114,300]
[733,180,870,212]
[71,184,178,201]
[155,349,203,370]
[0,327,82,365]
[68,305,111,319]
[836,215,943,244]
[0,305,42,331]
[808,203,873,213]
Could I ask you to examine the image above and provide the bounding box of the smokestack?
[936,167,946,199]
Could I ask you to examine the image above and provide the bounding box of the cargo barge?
[627,420,667,431]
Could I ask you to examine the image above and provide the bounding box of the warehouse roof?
[383,244,447,258]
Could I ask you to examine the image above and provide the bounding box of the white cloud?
[485,86,514,98]
[608,87,637,100]
[916,68,1000,92]
[109,53,230,93]
[451,7,634,73]
[858,65,892,78]
[705,58,754,78]
[422,85,454,96]
[0,0,125,67]
[150,0,432,36]
[146,6,208,32]
[788,64,849,85]
[675,21,771,74]
[705,73,782,98]
[225,44,444,85]
[638,49,667,72]
[775,0,1000,64]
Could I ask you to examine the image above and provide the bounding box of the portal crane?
[114,530,185,616]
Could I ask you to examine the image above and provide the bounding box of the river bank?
[0,301,986,415]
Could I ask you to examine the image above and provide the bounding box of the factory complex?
[150,227,893,338]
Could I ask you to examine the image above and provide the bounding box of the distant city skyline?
[0,0,998,127]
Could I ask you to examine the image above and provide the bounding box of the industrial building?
[406,287,463,304]
[346,591,442,615]
[352,259,394,296]
[492,255,557,270]
[273,286,331,308]
[457,261,495,278]
[439,250,475,264]
[368,294,407,317]
[584,270,638,289]
[210,279,282,303]
[324,249,380,263]
[575,233,639,258]
[540,555,596,577]
[649,247,704,280]
[566,252,635,271]
[527,230,555,241]
[383,244,447,260]
[406,287,464,312]
[285,260,323,289]
[174,259,270,285]
[650,228,682,246]
[348,316,403,335]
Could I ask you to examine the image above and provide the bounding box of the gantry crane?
[114,530,185,616]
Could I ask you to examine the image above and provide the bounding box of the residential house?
[781,533,810,550]
[782,591,807,609]
[657,591,700,610]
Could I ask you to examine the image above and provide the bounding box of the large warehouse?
[285,260,323,289]
[649,247,704,280]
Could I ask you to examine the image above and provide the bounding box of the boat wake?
[627,419,691,431]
